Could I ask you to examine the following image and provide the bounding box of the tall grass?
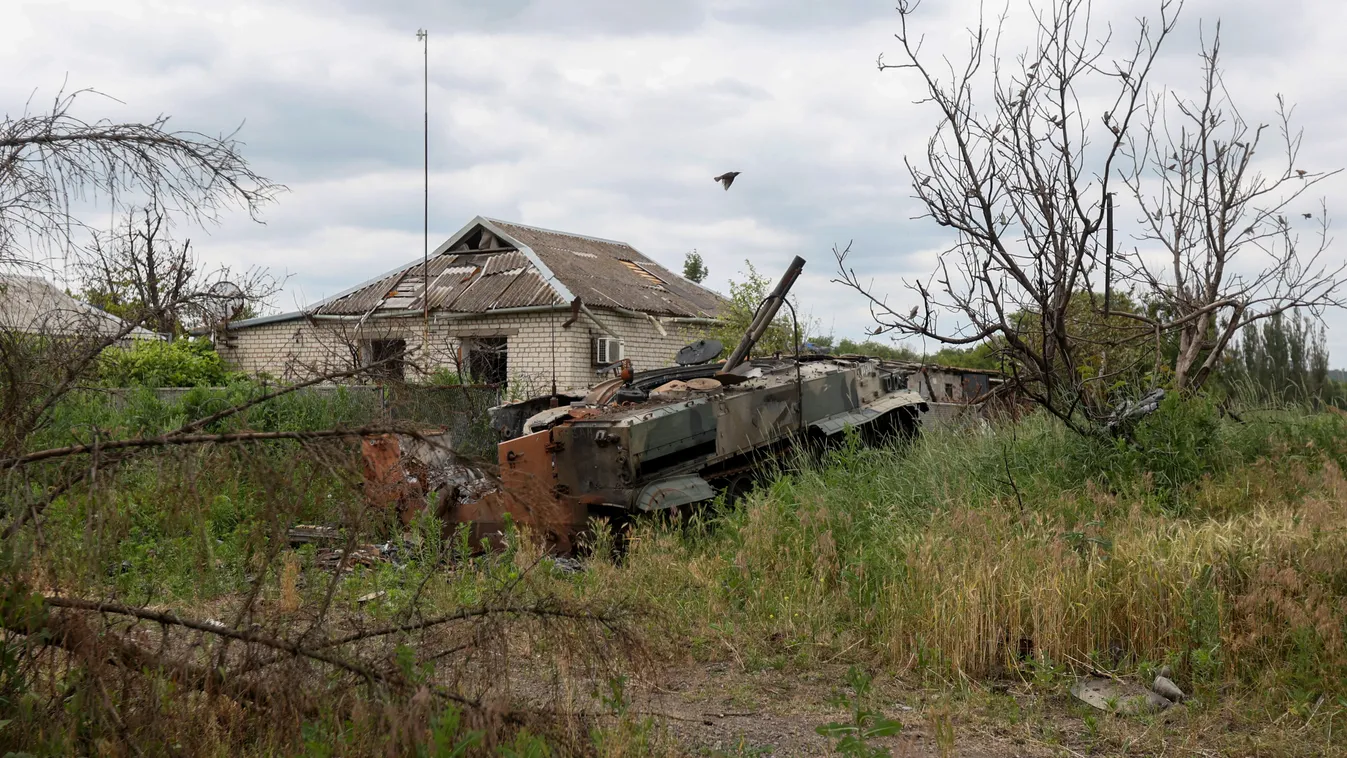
[16,388,1347,753]
[598,398,1347,706]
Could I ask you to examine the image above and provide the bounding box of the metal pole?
[418,29,430,352]
[720,255,806,373]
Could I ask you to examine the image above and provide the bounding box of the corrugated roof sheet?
[304,217,725,320]
[0,273,163,340]
[488,220,724,318]
[493,270,562,309]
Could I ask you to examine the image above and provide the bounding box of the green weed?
[816,667,903,757]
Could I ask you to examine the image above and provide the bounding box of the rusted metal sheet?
[498,429,553,496]
[360,434,426,525]
[447,429,589,552]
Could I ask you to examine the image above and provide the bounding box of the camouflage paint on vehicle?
[475,355,927,550]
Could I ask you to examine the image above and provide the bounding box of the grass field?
[6,392,1347,755]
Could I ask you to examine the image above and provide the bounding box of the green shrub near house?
[98,337,239,388]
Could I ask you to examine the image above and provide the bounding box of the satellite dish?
[676,338,724,366]
[202,281,245,326]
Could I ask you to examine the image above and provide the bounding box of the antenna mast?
[417,28,430,353]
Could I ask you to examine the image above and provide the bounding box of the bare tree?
[1118,26,1342,390]
[0,87,280,269]
[836,1,1340,430]
[0,86,283,450]
[834,0,1181,433]
[76,205,277,336]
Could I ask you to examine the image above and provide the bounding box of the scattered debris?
[547,556,584,574]
[315,543,392,572]
[1106,388,1166,433]
[1152,675,1186,703]
[1070,677,1172,715]
[356,590,386,604]
[287,524,340,545]
[361,430,498,533]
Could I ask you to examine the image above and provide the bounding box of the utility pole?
[417,28,430,352]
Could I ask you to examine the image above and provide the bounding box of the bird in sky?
[1303,212,1314,219]
[714,171,741,190]
[909,305,919,319]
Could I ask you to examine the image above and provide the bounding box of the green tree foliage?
[806,336,1001,369]
[928,343,1001,370]
[682,249,709,284]
[98,338,237,388]
[831,338,918,361]
[702,260,804,358]
[1223,312,1344,406]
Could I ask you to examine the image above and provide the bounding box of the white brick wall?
[220,308,704,394]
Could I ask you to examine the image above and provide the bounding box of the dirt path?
[626,662,1065,757]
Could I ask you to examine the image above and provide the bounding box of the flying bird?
[714,171,741,190]
[909,305,920,319]
[1303,212,1314,219]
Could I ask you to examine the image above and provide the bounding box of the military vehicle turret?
[447,256,929,551]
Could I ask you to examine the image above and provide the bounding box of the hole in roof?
[619,259,667,289]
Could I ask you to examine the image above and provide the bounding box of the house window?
[945,382,955,401]
[363,338,406,381]
[464,337,508,385]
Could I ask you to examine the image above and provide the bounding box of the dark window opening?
[465,337,508,385]
[944,383,955,401]
[364,338,407,381]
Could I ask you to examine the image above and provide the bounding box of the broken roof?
[300,216,725,322]
[0,273,164,341]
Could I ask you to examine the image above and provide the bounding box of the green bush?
[98,338,238,388]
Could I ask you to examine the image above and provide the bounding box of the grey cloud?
[8,0,1345,356]
[305,0,707,36]
[710,0,895,31]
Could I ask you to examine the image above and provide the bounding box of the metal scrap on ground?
[1071,672,1188,716]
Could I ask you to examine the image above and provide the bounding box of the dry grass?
[8,394,1347,755]
[584,402,1347,733]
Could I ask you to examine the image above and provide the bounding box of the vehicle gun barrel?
[720,255,805,372]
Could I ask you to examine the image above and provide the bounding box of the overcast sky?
[5,0,1346,359]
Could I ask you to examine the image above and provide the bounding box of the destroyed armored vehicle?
[446,256,929,551]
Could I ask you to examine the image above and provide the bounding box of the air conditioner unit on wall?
[593,336,623,365]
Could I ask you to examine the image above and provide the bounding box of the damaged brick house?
[899,363,1003,404]
[214,217,725,392]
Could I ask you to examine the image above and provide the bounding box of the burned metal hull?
[451,356,927,550]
